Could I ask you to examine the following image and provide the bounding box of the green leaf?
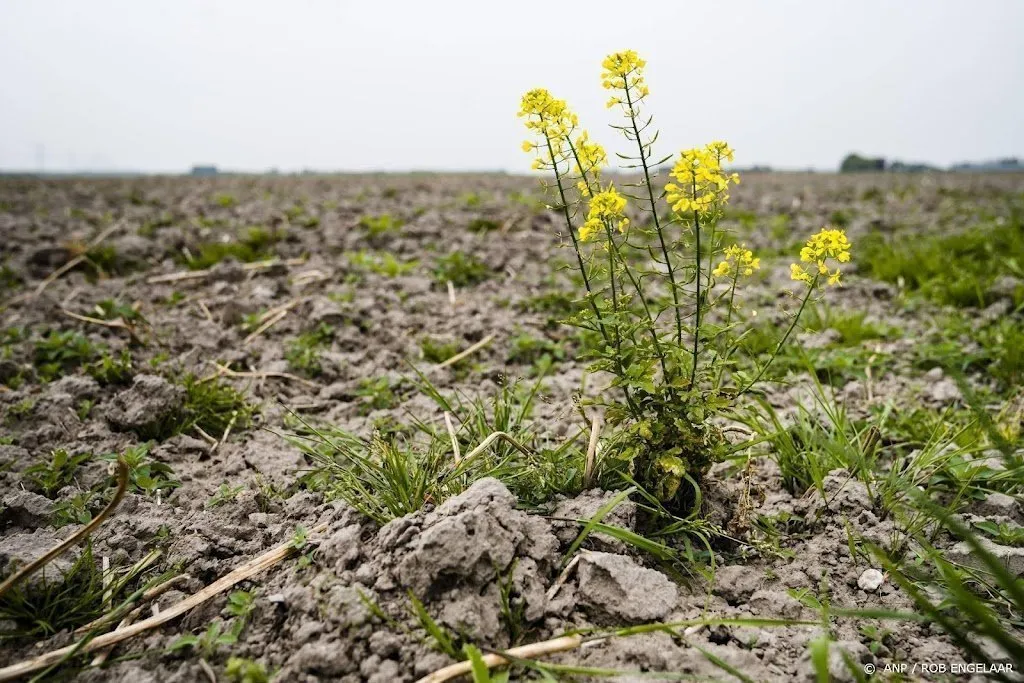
[463,644,491,682]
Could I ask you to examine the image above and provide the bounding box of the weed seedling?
[207,483,246,508]
[86,349,134,386]
[33,330,98,382]
[355,376,400,414]
[360,213,404,238]
[25,449,93,498]
[102,443,180,498]
[419,336,460,364]
[224,657,271,683]
[434,251,490,287]
[285,323,334,377]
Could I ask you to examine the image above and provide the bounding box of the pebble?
[857,568,885,591]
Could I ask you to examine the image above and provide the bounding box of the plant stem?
[715,271,741,390]
[604,222,674,394]
[622,81,683,346]
[739,275,818,395]
[551,130,638,416]
[544,132,609,346]
[689,195,702,388]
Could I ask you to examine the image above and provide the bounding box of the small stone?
[713,564,763,604]
[946,538,1024,577]
[0,490,53,528]
[857,568,885,591]
[105,374,185,434]
[977,492,1020,520]
[576,552,677,622]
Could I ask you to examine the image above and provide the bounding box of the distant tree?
[840,154,885,172]
[888,160,940,173]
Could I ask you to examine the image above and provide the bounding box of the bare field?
[1,172,1022,682]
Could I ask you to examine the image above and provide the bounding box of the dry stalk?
[242,299,301,345]
[545,552,583,602]
[210,410,239,454]
[0,523,329,681]
[193,425,218,446]
[145,256,307,285]
[443,412,461,465]
[61,309,144,345]
[432,334,494,371]
[455,431,533,470]
[415,634,584,683]
[204,361,320,389]
[75,572,185,636]
[584,415,602,488]
[0,459,128,601]
[32,220,123,297]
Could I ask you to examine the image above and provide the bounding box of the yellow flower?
[601,50,647,93]
[790,263,814,284]
[665,143,739,214]
[791,227,852,287]
[521,141,533,153]
[580,185,629,241]
[715,244,760,279]
[572,131,607,182]
[518,88,579,169]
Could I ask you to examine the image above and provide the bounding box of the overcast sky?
[1,0,1022,173]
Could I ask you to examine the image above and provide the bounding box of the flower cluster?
[665,143,740,214]
[572,131,607,196]
[713,244,760,278]
[790,228,852,286]
[602,50,649,109]
[580,186,629,241]
[518,88,578,169]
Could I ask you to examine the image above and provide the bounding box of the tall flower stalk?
[518,52,853,505]
[602,52,683,351]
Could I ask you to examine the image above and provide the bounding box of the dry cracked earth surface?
[0,172,1022,682]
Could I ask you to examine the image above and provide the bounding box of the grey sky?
[2,0,1022,173]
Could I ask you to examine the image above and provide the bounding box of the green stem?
[604,222,674,394]
[724,271,740,332]
[689,196,702,388]
[715,271,740,390]
[543,132,610,346]
[739,275,818,395]
[622,81,683,346]
[548,129,634,417]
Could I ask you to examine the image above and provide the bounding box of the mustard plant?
[519,51,853,506]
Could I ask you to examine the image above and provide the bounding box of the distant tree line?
[840,153,1022,173]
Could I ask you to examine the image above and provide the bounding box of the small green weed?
[25,449,93,498]
[86,349,134,386]
[224,657,271,683]
[359,213,403,238]
[348,250,418,277]
[0,542,153,640]
[207,483,245,508]
[101,443,179,498]
[285,323,334,377]
[33,330,99,382]
[355,376,400,414]
[434,251,490,287]
[419,337,460,364]
[135,375,254,441]
[213,193,237,208]
[468,217,501,233]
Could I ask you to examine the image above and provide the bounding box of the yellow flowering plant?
[519,52,851,507]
